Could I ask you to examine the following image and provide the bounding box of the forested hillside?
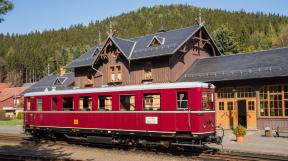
[0,4,288,84]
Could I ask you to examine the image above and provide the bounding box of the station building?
[26,24,288,130]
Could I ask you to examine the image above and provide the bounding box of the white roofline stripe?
[24,82,214,97]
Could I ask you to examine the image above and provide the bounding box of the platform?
[209,129,288,157]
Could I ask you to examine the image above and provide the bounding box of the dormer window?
[54,77,66,85]
[148,36,165,47]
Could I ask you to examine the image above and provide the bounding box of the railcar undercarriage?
[24,125,223,148]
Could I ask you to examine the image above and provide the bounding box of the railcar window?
[120,95,135,111]
[143,94,161,111]
[202,92,213,110]
[177,92,188,111]
[36,98,42,111]
[63,97,74,111]
[51,97,58,111]
[26,97,31,111]
[98,96,112,111]
[80,96,92,111]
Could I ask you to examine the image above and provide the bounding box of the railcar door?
[175,91,191,131]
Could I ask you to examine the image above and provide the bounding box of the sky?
[0,0,288,35]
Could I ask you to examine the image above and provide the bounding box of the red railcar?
[23,82,221,146]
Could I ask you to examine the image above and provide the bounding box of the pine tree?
[212,24,238,54]
[0,0,13,22]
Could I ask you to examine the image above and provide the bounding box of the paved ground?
[209,129,288,157]
[0,125,23,135]
[0,126,288,160]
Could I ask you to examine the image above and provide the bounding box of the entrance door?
[238,100,247,127]
[247,100,257,129]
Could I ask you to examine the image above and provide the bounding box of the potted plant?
[233,125,247,143]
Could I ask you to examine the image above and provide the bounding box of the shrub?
[0,110,9,120]
[17,111,24,120]
[233,125,247,136]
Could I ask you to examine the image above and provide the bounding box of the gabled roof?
[110,36,136,58]
[22,72,75,94]
[67,45,102,68]
[68,25,220,68]
[179,47,288,82]
[0,87,28,102]
[130,25,203,60]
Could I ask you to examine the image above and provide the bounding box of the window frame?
[143,62,152,80]
[259,85,288,117]
[143,93,161,111]
[218,102,224,111]
[202,92,214,111]
[36,98,43,111]
[79,96,93,111]
[26,97,31,111]
[62,97,74,111]
[119,94,136,111]
[108,65,122,83]
[98,95,112,111]
[177,92,189,111]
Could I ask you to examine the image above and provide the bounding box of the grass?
[0,119,23,126]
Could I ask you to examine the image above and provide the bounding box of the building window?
[63,97,74,111]
[36,98,42,111]
[260,85,288,117]
[248,101,255,111]
[85,75,93,87]
[177,92,188,111]
[80,96,92,111]
[270,95,282,116]
[236,87,256,98]
[219,102,224,111]
[51,97,58,111]
[120,95,135,111]
[26,97,31,111]
[202,92,213,110]
[109,65,122,83]
[143,63,152,80]
[143,94,160,111]
[218,87,256,99]
[98,96,112,111]
[217,88,234,98]
[227,102,233,111]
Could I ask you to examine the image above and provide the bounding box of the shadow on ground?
[0,138,75,160]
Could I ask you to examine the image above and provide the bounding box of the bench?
[276,127,288,137]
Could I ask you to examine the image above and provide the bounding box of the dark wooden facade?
[74,29,215,88]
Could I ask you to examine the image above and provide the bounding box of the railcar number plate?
[145,117,158,124]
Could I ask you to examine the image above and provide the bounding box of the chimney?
[60,66,66,76]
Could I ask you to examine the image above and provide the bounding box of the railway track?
[0,134,287,161]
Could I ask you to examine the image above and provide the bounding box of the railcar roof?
[24,82,214,97]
